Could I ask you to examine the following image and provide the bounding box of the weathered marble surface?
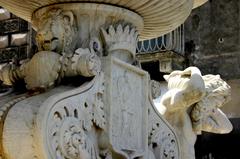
[185,0,240,79]
[0,3,182,159]
[0,6,104,90]
[159,67,233,159]
[0,1,210,159]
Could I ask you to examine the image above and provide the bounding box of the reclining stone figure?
[160,66,233,159]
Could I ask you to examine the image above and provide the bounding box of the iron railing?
[0,7,32,64]
[137,25,185,55]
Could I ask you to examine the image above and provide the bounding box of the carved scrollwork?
[35,74,106,159]
[91,73,106,129]
[0,95,27,158]
[151,130,178,159]
[148,98,180,159]
[148,118,179,159]
[58,117,98,159]
[48,103,99,159]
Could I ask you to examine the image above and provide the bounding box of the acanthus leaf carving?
[58,117,98,159]
[148,103,180,159]
[147,79,180,159]
[31,74,107,159]
[91,73,106,130]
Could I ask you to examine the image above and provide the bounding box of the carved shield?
[109,58,148,159]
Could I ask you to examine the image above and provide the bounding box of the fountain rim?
[32,2,144,32]
[0,0,208,40]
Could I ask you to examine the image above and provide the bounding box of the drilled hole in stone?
[218,38,224,43]
[54,112,62,120]
[74,109,78,118]
[64,106,69,116]
[52,132,57,137]
[97,92,102,100]
[153,142,158,148]
[84,102,88,108]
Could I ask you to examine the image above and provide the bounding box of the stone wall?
[185,2,240,158]
[185,0,240,79]
[222,79,240,118]
[185,0,240,117]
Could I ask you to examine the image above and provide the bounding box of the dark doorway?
[195,118,240,159]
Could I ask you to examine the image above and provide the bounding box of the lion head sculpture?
[35,9,77,55]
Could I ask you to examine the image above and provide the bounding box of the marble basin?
[0,0,207,40]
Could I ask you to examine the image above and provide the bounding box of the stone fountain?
[0,0,225,159]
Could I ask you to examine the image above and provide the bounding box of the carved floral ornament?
[45,73,106,159]
[0,5,157,159]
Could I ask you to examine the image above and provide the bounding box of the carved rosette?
[46,103,93,158]
[58,117,99,159]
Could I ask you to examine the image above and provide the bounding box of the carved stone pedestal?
[0,3,181,159]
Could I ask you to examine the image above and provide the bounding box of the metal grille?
[137,25,185,55]
[0,7,31,64]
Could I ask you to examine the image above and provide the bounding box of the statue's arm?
[161,67,206,112]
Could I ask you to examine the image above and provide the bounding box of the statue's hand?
[162,67,206,111]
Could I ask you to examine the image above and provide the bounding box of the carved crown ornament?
[101,24,138,58]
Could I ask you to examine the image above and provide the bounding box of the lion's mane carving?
[35,9,77,56]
